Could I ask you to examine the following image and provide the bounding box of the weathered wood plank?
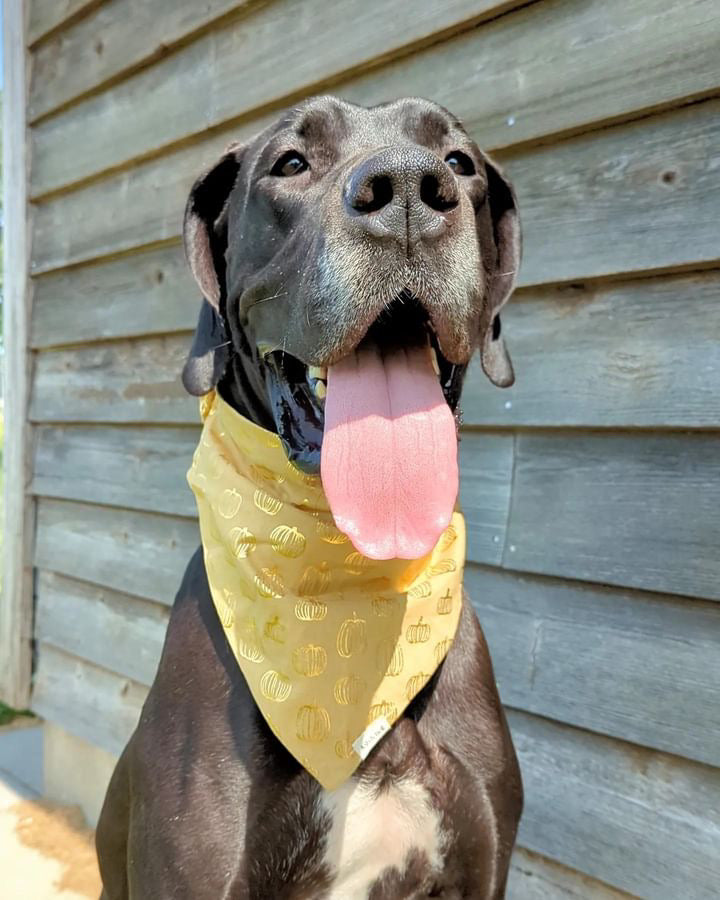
[34,498,199,605]
[30,0,524,197]
[28,0,99,46]
[467,565,720,768]
[35,570,168,686]
[31,97,720,286]
[1,0,34,708]
[30,241,196,348]
[507,848,632,900]
[504,432,720,602]
[510,711,720,899]
[459,435,514,566]
[505,98,720,287]
[28,420,512,569]
[31,264,720,428]
[30,333,196,423]
[32,644,147,755]
[29,0,252,120]
[32,424,199,516]
[464,272,720,427]
[30,0,720,198]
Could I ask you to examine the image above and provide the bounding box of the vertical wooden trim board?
[1,0,33,708]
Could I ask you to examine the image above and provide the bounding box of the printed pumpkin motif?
[260,669,292,702]
[376,640,404,676]
[426,558,457,577]
[296,704,331,743]
[371,595,395,617]
[236,617,264,663]
[440,524,458,552]
[255,566,285,600]
[229,526,256,559]
[334,737,355,759]
[263,615,286,644]
[405,673,430,701]
[251,463,285,484]
[408,580,432,600]
[217,487,243,519]
[253,488,283,516]
[333,674,366,706]
[337,613,367,658]
[217,587,236,629]
[434,637,453,665]
[294,597,328,622]
[368,700,397,723]
[292,644,328,678]
[298,562,331,597]
[406,617,431,644]
[315,517,348,545]
[344,551,372,575]
[270,525,307,559]
[437,590,453,616]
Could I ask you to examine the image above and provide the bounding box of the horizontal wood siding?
[24,0,720,893]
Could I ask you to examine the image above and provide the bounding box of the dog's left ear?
[183,141,245,309]
[478,153,521,388]
[182,298,230,396]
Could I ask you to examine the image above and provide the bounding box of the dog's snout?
[345,146,459,246]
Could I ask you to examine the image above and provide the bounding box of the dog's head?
[183,96,520,558]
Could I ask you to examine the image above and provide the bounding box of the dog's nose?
[345,146,459,247]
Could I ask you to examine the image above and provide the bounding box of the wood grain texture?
[339,0,720,151]
[35,570,168,686]
[507,849,632,900]
[30,265,720,428]
[505,98,720,287]
[30,0,523,197]
[464,272,720,427]
[468,565,720,767]
[30,333,196,423]
[30,0,720,198]
[511,710,720,899]
[459,434,514,566]
[31,96,720,284]
[34,498,199,605]
[29,0,252,120]
[30,241,196,348]
[504,431,720,602]
[28,0,99,46]
[32,644,147,755]
[32,424,199,516]
[28,420,510,568]
[1,0,34,708]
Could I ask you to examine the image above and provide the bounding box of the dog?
[96,95,523,899]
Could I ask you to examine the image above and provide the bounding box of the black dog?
[96,96,523,899]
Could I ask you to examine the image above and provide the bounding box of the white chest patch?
[319,777,445,899]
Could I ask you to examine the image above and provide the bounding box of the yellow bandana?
[187,391,465,790]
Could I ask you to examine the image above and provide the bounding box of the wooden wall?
[11,0,720,895]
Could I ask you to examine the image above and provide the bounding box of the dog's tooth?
[308,365,327,381]
[429,346,440,376]
[315,380,327,400]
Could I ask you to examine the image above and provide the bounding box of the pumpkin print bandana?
[187,390,465,790]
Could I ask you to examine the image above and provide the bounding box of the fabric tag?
[353,717,392,760]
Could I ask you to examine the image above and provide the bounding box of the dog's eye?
[271,151,309,177]
[444,152,476,176]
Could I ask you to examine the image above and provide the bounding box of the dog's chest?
[318,776,445,898]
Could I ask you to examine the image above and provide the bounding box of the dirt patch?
[12,798,102,898]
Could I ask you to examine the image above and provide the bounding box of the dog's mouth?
[263,295,466,560]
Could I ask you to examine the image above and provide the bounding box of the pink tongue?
[321,344,458,560]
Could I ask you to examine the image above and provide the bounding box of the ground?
[0,772,101,900]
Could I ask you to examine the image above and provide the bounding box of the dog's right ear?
[183,141,245,309]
